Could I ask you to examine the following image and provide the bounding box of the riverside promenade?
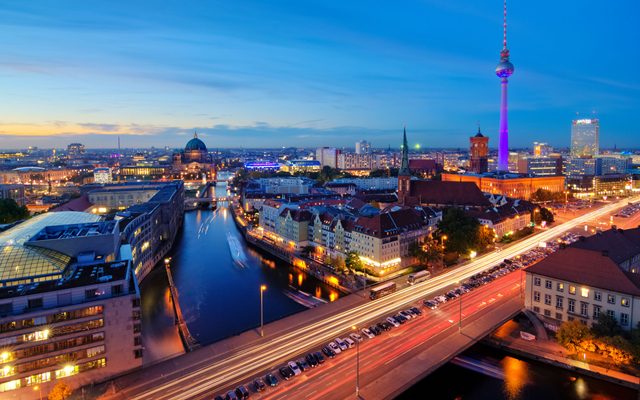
[485,318,640,391]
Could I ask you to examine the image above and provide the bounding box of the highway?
[114,195,638,400]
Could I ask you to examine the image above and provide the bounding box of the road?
[244,272,523,400]
[109,195,638,400]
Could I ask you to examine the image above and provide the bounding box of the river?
[139,181,340,363]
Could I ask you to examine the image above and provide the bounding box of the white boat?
[227,232,248,267]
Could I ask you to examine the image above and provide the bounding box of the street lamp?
[351,325,360,398]
[260,285,267,337]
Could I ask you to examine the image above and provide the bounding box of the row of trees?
[530,188,570,203]
[437,208,495,255]
[556,315,640,367]
[0,198,29,224]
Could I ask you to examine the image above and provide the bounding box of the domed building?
[184,132,208,163]
[172,132,216,179]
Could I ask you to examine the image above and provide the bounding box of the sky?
[0,1,638,150]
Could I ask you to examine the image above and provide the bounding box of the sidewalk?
[485,320,640,390]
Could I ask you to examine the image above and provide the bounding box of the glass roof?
[0,212,100,286]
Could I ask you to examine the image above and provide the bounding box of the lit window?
[22,329,50,342]
[0,379,21,392]
[621,298,630,307]
[557,283,564,292]
[0,365,15,378]
[55,364,78,379]
[569,286,576,295]
[580,288,589,298]
[26,371,51,386]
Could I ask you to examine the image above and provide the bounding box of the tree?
[592,314,623,337]
[437,208,491,254]
[300,245,314,258]
[533,207,555,225]
[530,188,568,203]
[556,320,591,351]
[0,198,29,224]
[48,382,72,400]
[409,238,442,267]
[345,251,364,273]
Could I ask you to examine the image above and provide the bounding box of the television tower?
[496,0,514,172]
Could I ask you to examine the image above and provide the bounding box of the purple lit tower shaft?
[496,0,514,172]
[498,77,509,172]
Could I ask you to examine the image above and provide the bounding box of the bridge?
[100,197,637,400]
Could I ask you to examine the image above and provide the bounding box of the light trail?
[127,196,638,400]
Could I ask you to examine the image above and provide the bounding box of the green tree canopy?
[437,208,492,254]
[0,198,29,224]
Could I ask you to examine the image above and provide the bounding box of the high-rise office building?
[571,119,599,158]
[66,143,85,158]
[469,127,489,173]
[355,140,371,155]
[315,147,340,169]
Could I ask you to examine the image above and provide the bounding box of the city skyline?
[1,1,639,149]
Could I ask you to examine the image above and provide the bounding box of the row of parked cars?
[615,202,640,218]
[423,232,581,310]
[214,305,424,400]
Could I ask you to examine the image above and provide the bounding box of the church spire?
[399,126,410,176]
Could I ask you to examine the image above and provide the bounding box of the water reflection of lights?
[502,356,528,400]
[297,273,304,287]
[315,287,322,299]
[329,291,338,302]
[574,377,588,399]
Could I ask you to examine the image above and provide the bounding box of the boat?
[227,232,248,267]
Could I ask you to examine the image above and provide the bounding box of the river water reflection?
[140,183,340,363]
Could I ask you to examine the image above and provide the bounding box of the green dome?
[185,133,207,152]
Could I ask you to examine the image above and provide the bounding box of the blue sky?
[0,0,638,149]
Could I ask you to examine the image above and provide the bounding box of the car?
[423,300,438,309]
[215,396,224,400]
[335,338,348,351]
[225,391,238,400]
[399,310,414,320]
[306,353,318,367]
[328,342,342,354]
[379,322,392,331]
[253,378,266,392]
[288,361,302,376]
[322,346,336,358]
[350,332,364,342]
[279,366,294,380]
[409,307,422,316]
[344,337,356,348]
[296,359,309,372]
[370,325,382,335]
[361,328,375,339]
[313,351,325,364]
[386,316,400,327]
[265,373,278,387]
[235,385,250,399]
[394,314,407,324]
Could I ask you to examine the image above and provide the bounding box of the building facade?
[571,118,599,158]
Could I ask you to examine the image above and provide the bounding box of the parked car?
[253,378,266,392]
[386,316,400,327]
[328,342,342,354]
[399,310,414,320]
[344,337,356,348]
[306,353,318,367]
[279,366,294,380]
[361,328,375,339]
[409,307,422,316]
[335,338,349,351]
[235,385,250,399]
[313,351,326,364]
[265,373,278,387]
[288,361,302,376]
[296,359,309,372]
[370,325,382,335]
[322,346,336,358]
[214,396,224,400]
[350,332,364,342]
[225,391,238,400]
[394,314,407,324]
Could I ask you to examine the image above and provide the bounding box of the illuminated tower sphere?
[496,0,514,172]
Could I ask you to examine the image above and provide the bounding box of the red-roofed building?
[525,228,640,331]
